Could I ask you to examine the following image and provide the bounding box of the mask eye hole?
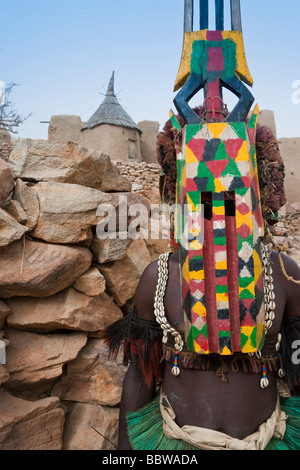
[201,192,213,220]
[201,191,236,219]
[225,190,236,217]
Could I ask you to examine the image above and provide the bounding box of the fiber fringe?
[127,394,198,451]
[102,307,164,388]
[265,396,300,450]
[163,345,280,376]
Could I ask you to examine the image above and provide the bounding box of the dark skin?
[118,250,300,450]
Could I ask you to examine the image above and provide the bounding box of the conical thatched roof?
[82,72,141,133]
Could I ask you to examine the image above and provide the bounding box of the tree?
[0,81,30,134]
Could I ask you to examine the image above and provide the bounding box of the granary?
[80,72,142,162]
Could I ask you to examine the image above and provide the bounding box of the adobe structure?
[48,73,160,165]
[80,72,142,162]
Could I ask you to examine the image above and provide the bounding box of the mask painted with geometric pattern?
[171,0,266,355]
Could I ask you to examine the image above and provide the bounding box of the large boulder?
[12,179,40,231]
[0,208,28,247]
[6,287,123,333]
[2,199,27,224]
[90,236,130,264]
[0,365,9,386]
[72,266,106,296]
[4,329,87,391]
[0,300,11,328]
[109,191,151,231]
[63,402,119,450]
[0,391,64,450]
[8,139,131,192]
[30,181,112,244]
[52,339,126,407]
[99,238,151,306]
[0,239,93,298]
[0,157,14,206]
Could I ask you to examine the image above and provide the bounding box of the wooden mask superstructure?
[171,0,265,355]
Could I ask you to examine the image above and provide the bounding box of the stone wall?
[114,159,161,193]
[0,140,168,450]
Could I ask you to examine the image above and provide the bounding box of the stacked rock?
[0,138,168,450]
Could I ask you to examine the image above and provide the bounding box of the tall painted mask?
[171,0,266,355]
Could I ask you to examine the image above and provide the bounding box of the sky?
[0,0,299,141]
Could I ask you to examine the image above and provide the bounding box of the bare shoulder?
[271,251,300,321]
[271,250,300,282]
[133,259,159,321]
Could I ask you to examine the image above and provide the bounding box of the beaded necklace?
[154,252,183,376]
[255,244,285,387]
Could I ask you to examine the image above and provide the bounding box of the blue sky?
[1,0,299,140]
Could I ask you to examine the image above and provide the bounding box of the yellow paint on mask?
[190,269,205,280]
[207,122,229,138]
[235,210,252,229]
[216,292,229,303]
[221,345,232,356]
[192,301,207,317]
[174,30,253,92]
[253,249,263,285]
[215,260,227,270]
[213,205,226,216]
[236,140,249,161]
[185,146,199,164]
[214,178,227,193]
[190,239,203,251]
[239,282,255,297]
[193,342,202,354]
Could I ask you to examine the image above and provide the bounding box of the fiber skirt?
[127,394,300,451]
